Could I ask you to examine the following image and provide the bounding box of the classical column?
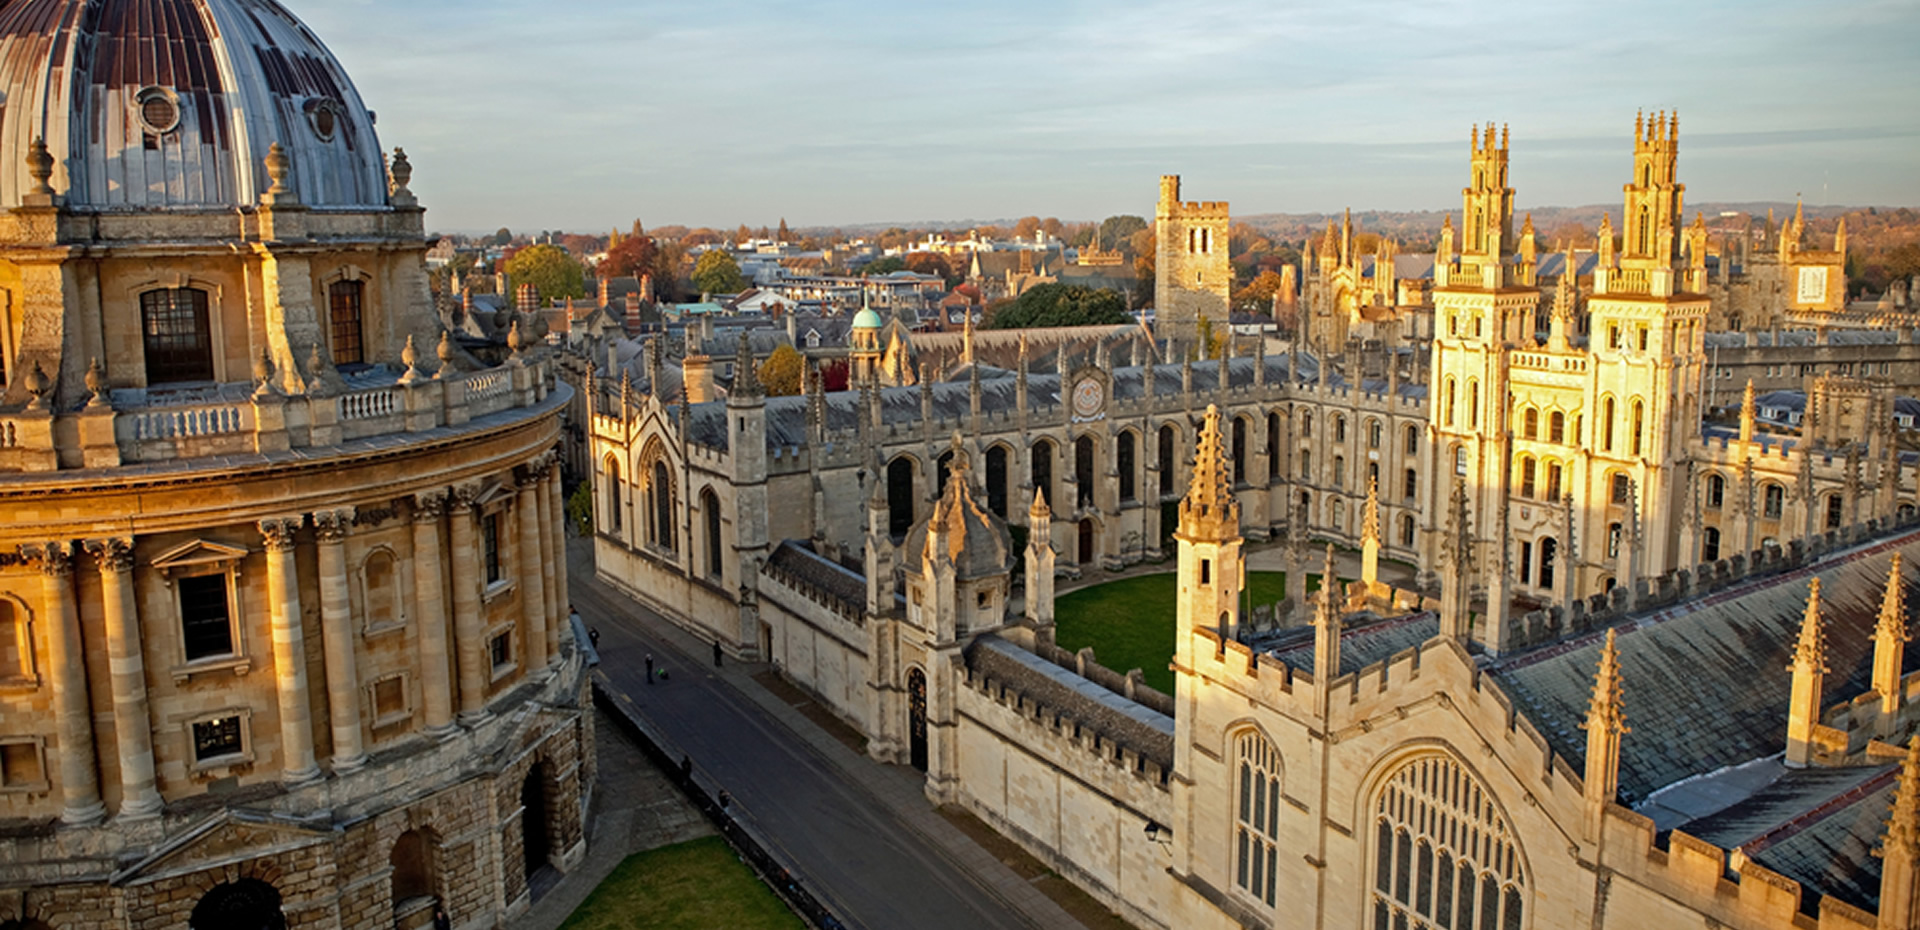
[534,460,561,660]
[411,492,456,736]
[36,542,103,824]
[448,484,488,722]
[260,517,320,785]
[547,458,571,647]
[87,537,160,819]
[313,509,365,773]
[517,470,550,674]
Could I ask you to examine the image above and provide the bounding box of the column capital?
[312,508,355,543]
[26,541,74,576]
[412,490,448,522]
[258,516,304,552]
[84,537,134,573]
[449,481,483,512]
[517,465,545,490]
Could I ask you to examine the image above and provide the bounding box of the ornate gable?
[113,811,331,887]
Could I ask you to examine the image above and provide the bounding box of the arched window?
[602,454,623,535]
[1545,461,1563,502]
[1158,426,1176,498]
[1371,755,1527,930]
[1405,425,1419,455]
[986,445,1009,517]
[362,550,399,629]
[702,488,723,580]
[1403,468,1417,502]
[390,829,437,910]
[1444,379,1456,427]
[1706,474,1725,510]
[1608,522,1622,558]
[1118,432,1137,503]
[1826,493,1843,530]
[936,450,954,494]
[1031,440,1055,510]
[1366,419,1381,449]
[1400,514,1416,547]
[1300,449,1313,482]
[1232,420,1248,487]
[1549,411,1565,444]
[649,460,677,552]
[1702,526,1721,563]
[1539,537,1557,589]
[1522,408,1538,441]
[888,457,916,537]
[1453,445,1468,476]
[329,280,366,366]
[1267,414,1281,480]
[1234,730,1283,907]
[1076,435,1096,508]
[141,287,214,384]
[1630,400,1645,457]
[1301,411,1313,438]
[1637,205,1651,255]
[191,879,285,930]
[1468,380,1480,429]
[1333,456,1346,489]
[1602,397,1616,452]
[1764,484,1785,520]
[1518,456,1535,499]
[1610,473,1631,505]
[1334,416,1347,443]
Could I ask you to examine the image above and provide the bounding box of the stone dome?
[0,0,389,211]
[903,450,1013,582]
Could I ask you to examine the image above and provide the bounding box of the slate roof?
[1704,329,1907,350]
[765,540,866,615]
[966,636,1174,771]
[1489,529,1920,806]
[1743,777,1893,914]
[1254,611,1441,676]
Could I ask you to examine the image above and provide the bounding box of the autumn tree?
[502,243,586,301]
[1233,270,1289,313]
[777,217,790,243]
[691,250,748,296]
[986,283,1131,329]
[489,227,513,247]
[1012,216,1042,239]
[904,252,956,286]
[1101,215,1149,252]
[757,344,805,396]
[600,232,660,281]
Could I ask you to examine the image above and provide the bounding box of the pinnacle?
[1582,629,1629,737]
[1792,577,1830,673]
[1888,736,1920,858]
[1879,553,1910,645]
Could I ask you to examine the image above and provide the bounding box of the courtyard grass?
[558,835,804,930]
[1053,570,1333,695]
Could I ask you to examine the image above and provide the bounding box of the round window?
[306,99,338,141]
[136,87,179,134]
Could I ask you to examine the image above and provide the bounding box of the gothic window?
[1400,514,1416,547]
[1522,408,1538,441]
[1454,446,1468,476]
[1702,527,1721,563]
[1234,730,1283,908]
[1368,462,1379,488]
[1468,380,1480,429]
[1637,206,1651,255]
[1371,754,1527,930]
[1334,456,1346,489]
[1610,473,1631,505]
[1076,435,1096,507]
[1231,420,1248,488]
[1405,425,1419,455]
[329,280,365,366]
[702,489,723,580]
[1335,416,1347,443]
[1444,380,1456,428]
[649,459,678,552]
[1548,412,1565,444]
[1630,400,1645,457]
[1031,440,1054,510]
[987,445,1010,517]
[1608,523,1622,559]
[1118,433,1137,503]
[1764,484,1785,520]
[1300,449,1313,482]
[936,451,954,494]
[1826,493,1843,530]
[1540,537,1557,590]
[602,454,623,535]
[888,457,916,538]
[1159,426,1176,498]
[1267,414,1281,480]
[141,287,215,384]
[1519,457,1535,499]
[1301,411,1313,439]
[1519,541,1533,585]
[1545,462,1563,502]
[1602,397,1616,452]
[1368,419,1382,449]
[1706,474,1725,510]
[1403,468,1418,502]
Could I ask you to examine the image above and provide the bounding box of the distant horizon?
[295,0,1920,234]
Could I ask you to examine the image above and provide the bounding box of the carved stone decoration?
[355,505,398,528]
[84,357,109,408]
[311,508,355,543]
[388,147,414,199]
[305,343,334,398]
[85,537,135,573]
[25,136,54,195]
[436,330,458,377]
[258,516,304,552]
[398,334,424,385]
[252,346,276,398]
[449,482,482,513]
[412,490,448,522]
[264,141,292,196]
[27,541,71,575]
[508,319,525,357]
[23,360,51,410]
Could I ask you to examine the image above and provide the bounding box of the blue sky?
[297,0,1920,234]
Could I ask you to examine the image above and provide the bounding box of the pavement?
[561,534,1094,930]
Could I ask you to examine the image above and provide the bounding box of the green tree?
[757,344,805,396]
[986,283,1132,329]
[692,250,748,295]
[862,256,907,275]
[1100,215,1148,252]
[502,244,586,302]
[489,227,513,247]
[1195,316,1224,360]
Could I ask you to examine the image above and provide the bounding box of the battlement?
[1470,122,1510,158]
[1635,109,1680,148]
[1599,808,1876,930]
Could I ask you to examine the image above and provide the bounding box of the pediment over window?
[150,539,250,574]
[471,482,515,510]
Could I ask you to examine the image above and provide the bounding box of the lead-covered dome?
[0,0,388,211]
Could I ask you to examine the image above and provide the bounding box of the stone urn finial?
[23,360,51,410]
[508,319,525,357]
[388,147,415,203]
[436,329,457,378]
[26,137,54,195]
[264,142,292,197]
[252,346,278,399]
[399,334,425,385]
[84,356,109,408]
[305,342,334,397]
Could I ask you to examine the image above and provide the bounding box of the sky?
[295,0,1920,234]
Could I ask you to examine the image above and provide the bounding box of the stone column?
[517,470,550,675]
[37,542,103,824]
[534,460,561,659]
[88,537,161,819]
[547,459,571,647]
[313,509,365,773]
[448,484,488,722]
[411,492,456,736]
[260,517,321,785]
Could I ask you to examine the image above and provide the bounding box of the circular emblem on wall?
[1072,377,1104,419]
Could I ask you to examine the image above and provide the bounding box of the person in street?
[645,653,654,683]
[712,640,723,667]
[588,626,600,649]
[432,907,451,930]
[717,789,731,810]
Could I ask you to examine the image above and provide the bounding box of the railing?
[467,370,510,399]
[338,387,398,421]
[0,419,17,448]
[128,403,248,441]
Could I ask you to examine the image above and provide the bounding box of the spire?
[1360,476,1381,588]
[1880,736,1920,930]
[733,329,762,399]
[1178,404,1240,542]
[1580,629,1630,841]
[1025,487,1056,627]
[1313,543,1342,698]
[1876,554,1910,716]
[1786,577,1829,767]
[1740,379,1757,445]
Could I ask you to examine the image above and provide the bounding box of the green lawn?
[1053,570,1336,694]
[558,836,805,930]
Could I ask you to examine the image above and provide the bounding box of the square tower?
[1154,175,1232,344]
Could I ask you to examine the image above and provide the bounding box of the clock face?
[1072,378,1104,418]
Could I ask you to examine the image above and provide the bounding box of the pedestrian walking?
[645,653,654,683]
[717,789,731,810]
[588,626,600,649]
[432,907,451,930]
[712,640,723,667]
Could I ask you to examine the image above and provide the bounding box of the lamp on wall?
[1144,820,1171,848]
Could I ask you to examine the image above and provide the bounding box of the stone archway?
[189,878,286,930]
[1078,518,1095,565]
[520,763,551,881]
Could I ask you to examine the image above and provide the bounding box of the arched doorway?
[907,668,928,772]
[520,764,551,882]
[1078,519,1095,564]
[190,879,286,930]
[390,828,438,921]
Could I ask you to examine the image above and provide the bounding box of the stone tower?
[727,330,769,657]
[1154,175,1231,345]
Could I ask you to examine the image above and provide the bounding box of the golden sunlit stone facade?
[0,2,587,928]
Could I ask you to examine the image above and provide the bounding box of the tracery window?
[1235,730,1282,908]
[1372,754,1528,930]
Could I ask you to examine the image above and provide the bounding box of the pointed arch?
[1231,725,1284,908]
[1361,746,1531,930]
